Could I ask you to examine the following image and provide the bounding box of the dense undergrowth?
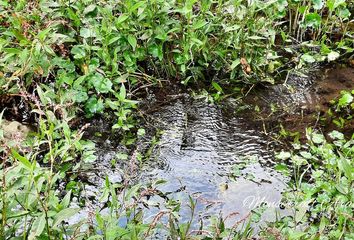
[0,0,354,239]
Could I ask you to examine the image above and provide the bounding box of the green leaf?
[11,149,32,170]
[119,84,126,100]
[116,14,129,24]
[71,45,86,59]
[305,13,322,28]
[295,199,311,223]
[212,82,222,92]
[37,28,51,41]
[53,208,80,228]
[61,190,72,209]
[312,133,325,144]
[87,236,104,240]
[230,59,240,70]
[127,35,137,51]
[277,0,288,11]
[289,230,306,240]
[338,92,353,107]
[301,53,316,63]
[80,28,96,38]
[192,20,207,30]
[328,130,344,140]
[74,91,88,103]
[92,76,112,94]
[337,7,351,19]
[339,158,352,181]
[84,4,96,14]
[148,44,163,60]
[312,0,324,10]
[137,128,145,136]
[327,0,345,11]
[276,151,291,160]
[275,163,289,174]
[299,151,312,159]
[327,51,340,61]
[28,213,46,240]
[85,97,104,116]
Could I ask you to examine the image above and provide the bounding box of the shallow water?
[140,96,288,226]
[79,66,354,233]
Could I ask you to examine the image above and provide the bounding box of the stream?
[139,96,287,227]
[73,66,354,232]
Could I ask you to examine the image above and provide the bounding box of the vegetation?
[272,129,354,239]
[0,0,353,239]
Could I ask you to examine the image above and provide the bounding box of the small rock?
[108,173,123,184]
[1,119,32,147]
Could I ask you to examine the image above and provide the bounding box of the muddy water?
[140,96,288,226]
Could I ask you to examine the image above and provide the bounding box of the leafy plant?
[270,129,354,239]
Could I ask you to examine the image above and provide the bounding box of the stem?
[293,3,300,37]
[0,150,8,239]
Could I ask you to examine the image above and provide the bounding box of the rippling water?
[141,96,288,226]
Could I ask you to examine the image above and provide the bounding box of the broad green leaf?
[328,130,344,140]
[137,128,145,136]
[148,44,163,60]
[312,0,324,10]
[119,84,126,100]
[337,8,351,19]
[71,45,86,59]
[53,208,80,228]
[327,51,340,61]
[127,35,137,50]
[312,133,325,144]
[277,0,288,11]
[85,97,104,116]
[339,158,352,181]
[11,149,31,170]
[74,91,88,103]
[230,59,240,70]
[84,4,96,14]
[37,28,51,41]
[301,54,316,63]
[276,151,291,160]
[275,163,289,174]
[305,13,322,28]
[28,213,46,240]
[289,230,306,240]
[192,20,207,30]
[299,151,312,159]
[338,92,353,107]
[80,28,96,38]
[116,14,129,24]
[328,0,345,11]
[295,199,311,223]
[87,236,104,240]
[93,77,112,94]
